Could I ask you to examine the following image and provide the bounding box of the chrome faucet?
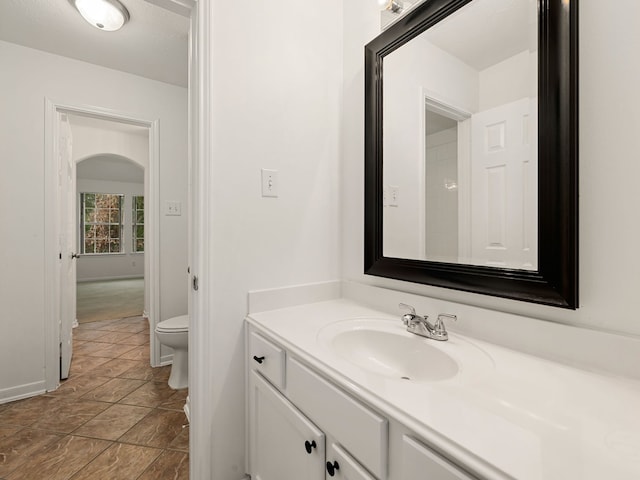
[398,303,456,341]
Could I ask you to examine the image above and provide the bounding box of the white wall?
[383,34,478,259]
[197,0,343,477]
[72,123,149,168]
[0,40,188,401]
[342,2,640,341]
[76,178,145,281]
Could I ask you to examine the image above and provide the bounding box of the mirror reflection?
[382,0,538,270]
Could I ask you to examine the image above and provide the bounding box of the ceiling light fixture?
[382,0,405,14]
[72,0,130,32]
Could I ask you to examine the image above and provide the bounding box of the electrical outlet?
[261,169,278,197]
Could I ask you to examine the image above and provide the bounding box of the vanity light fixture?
[381,0,405,14]
[71,0,130,31]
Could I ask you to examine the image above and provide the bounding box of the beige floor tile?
[101,322,147,334]
[159,389,189,411]
[4,435,111,480]
[85,343,138,358]
[0,425,22,439]
[0,303,189,480]
[81,378,146,403]
[120,381,177,408]
[0,395,60,427]
[119,345,150,361]
[119,332,150,346]
[47,375,113,399]
[74,404,152,441]
[93,358,140,378]
[0,428,63,477]
[118,361,156,381]
[73,329,111,342]
[70,442,161,480]
[73,341,110,356]
[168,427,189,452]
[137,450,189,480]
[92,331,136,344]
[76,319,121,331]
[118,409,185,449]
[69,355,112,376]
[30,399,110,434]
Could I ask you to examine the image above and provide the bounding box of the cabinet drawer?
[287,357,388,479]
[326,443,376,480]
[249,331,285,389]
[401,436,477,480]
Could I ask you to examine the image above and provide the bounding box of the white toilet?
[155,315,189,389]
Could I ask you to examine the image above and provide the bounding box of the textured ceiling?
[0,0,189,87]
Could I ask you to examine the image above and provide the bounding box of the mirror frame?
[364,0,578,308]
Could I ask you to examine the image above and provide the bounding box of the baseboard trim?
[0,380,47,405]
[160,353,174,366]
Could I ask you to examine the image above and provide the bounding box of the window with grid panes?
[80,193,124,254]
[132,195,144,253]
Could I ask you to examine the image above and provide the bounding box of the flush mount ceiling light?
[72,0,130,31]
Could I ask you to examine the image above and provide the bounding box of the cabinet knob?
[304,440,317,454]
[326,460,340,476]
[252,355,265,364]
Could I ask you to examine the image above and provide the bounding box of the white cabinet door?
[325,443,376,480]
[402,436,477,480]
[249,371,325,480]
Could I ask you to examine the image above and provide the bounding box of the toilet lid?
[157,314,189,333]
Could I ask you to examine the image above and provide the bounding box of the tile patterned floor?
[0,316,189,480]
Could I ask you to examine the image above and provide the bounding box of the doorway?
[44,102,161,390]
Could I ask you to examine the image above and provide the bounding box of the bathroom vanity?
[245,299,640,480]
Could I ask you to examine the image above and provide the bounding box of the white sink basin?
[317,317,493,383]
[330,328,459,381]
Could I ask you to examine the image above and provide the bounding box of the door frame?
[43,100,161,391]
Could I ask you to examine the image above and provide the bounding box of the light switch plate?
[165,201,182,216]
[261,169,278,197]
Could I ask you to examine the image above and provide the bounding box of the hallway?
[0,316,188,479]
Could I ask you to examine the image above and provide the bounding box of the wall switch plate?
[261,169,278,197]
[389,185,399,207]
[165,201,182,216]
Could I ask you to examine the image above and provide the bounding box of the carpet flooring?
[77,278,144,324]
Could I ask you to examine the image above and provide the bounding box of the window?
[132,195,144,253]
[80,193,124,254]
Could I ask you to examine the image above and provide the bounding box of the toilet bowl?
[155,315,189,389]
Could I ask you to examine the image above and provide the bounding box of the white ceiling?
[0,0,190,87]
[425,0,537,71]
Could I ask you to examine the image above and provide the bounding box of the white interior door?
[59,113,76,380]
[469,97,537,270]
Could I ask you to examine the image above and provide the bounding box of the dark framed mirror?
[364,0,578,308]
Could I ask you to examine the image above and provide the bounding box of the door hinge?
[59,252,62,260]
[192,275,199,291]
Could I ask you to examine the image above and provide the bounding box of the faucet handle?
[433,313,457,340]
[399,303,417,326]
[399,303,416,315]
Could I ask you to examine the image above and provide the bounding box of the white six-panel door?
[468,97,538,270]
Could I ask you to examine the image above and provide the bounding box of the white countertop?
[247,299,640,480]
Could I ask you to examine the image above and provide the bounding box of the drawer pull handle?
[326,460,340,476]
[253,355,265,364]
[304,440,317,454]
